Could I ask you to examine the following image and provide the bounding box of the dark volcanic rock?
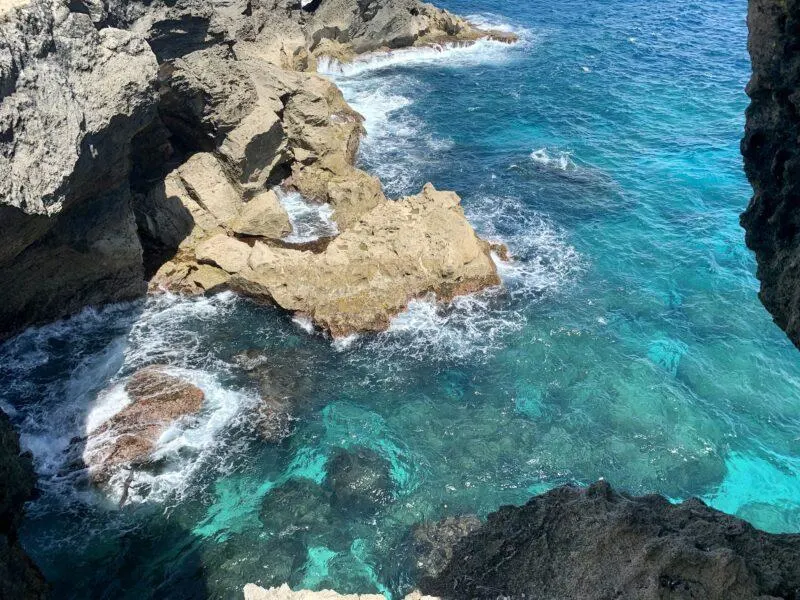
[741,0,800,348]
[410,515,481,581]
[420,481,800,600]
[0,409,48,599]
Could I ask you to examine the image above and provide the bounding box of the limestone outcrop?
[0,0,159,338]
[741,0,800,348]
[175,184,500,337]
[0,0,512,341]
[0,409,47,599]
[418,481,800,600]
[83,366,205,484]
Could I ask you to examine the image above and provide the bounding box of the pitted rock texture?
[222,183,501,337]
[0,0,159,338]
[419,481,800,600]
[742,0,800,348]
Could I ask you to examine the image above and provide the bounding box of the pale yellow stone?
[177,153,242,225]
[196,234,252,274]
[231,183,500,337]
[230,189,292,239]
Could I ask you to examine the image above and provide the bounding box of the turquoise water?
[2,0,800,597]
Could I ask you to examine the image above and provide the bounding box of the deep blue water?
[2,0,800,598]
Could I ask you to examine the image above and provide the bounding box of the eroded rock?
[229,183,501,337]
[741,0,800,349]
[419,481,800,600]
[83,366,205,483]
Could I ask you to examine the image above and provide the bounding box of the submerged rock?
[83,367,205,483]
[326,447,392,514]
[741,0,800,348]
[253,397,294,444]
[259,478,334,538]
[419,481,800,600]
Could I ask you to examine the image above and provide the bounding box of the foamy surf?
[0,293,258,508]
[95,367,257,506]
[317,36,522,78]
[354,204,581,364]
[277,188,339,243]
[530,148,579,172]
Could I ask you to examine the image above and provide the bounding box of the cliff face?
[418,482,800,600]
[0,0,504,340]
[0,409,47,599]
[741,0,800,348]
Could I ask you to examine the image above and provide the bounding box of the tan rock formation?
[231,190,292,238]
[83,367,205,483]
[154,182,499,337]
[206,183,499,336]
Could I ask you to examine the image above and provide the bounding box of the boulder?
[253,397,294,443]
[83,367,205,483]
[230,183,500,337]
[177,153,243,225]
[419,481,800,600]
[196,234,252,274]
[230,190,293,239]
[259,478,334,537]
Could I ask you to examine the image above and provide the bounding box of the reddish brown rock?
[83,367,205,482]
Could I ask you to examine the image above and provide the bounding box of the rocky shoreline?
[0,0,514,341]
[2,0,800,597]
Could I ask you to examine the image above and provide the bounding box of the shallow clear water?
[3,0,800,597]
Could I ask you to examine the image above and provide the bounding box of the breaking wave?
[0,293,257,508]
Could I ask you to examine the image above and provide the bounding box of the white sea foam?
[0,293,257,509]
[292,315,315,334]
[102,367,257,506]
[342,196,581,365]
[317,37,519,78]
[530,148,579,172]
[277,188,339,243]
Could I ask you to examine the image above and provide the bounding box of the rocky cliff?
[0,409,47,599]
[741,0,800,348]
[0,0,512,340]
[418,481,800,600]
